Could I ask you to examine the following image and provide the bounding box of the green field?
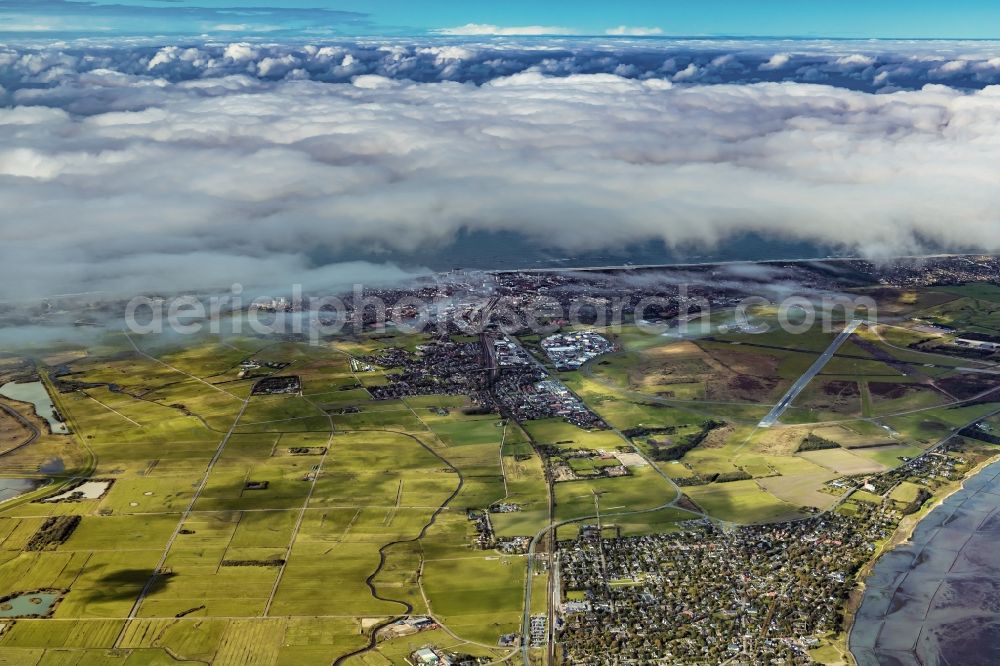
[685,481,804,524]
[1,289,998,664]
[0,335,539,664]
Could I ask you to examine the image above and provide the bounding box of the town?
[555,434,1000,664]
[558,508,891,665]
[1,255,1000,666]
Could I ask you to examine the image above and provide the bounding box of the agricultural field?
[0,334,536,664]
[797,448,888,476]
[0,402,34,456]
[1,283,1000,664]
[684,481,805,524]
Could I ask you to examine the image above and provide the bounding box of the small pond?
[0,591,60,618]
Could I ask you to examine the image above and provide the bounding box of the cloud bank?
[2,39,1000,301]
[434,24,576,36]
[7,40,1000,91]
[606,26,664,36]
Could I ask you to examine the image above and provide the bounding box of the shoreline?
[840,451,1000,665]
[0,477,49,505]
[490,252,996,275]
[0,381,69,437]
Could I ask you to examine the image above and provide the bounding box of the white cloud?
[256,54,299,78]
[223,42,258,63]
[760,53,792,70]
[147,48,174,70]
[351,74,398,89]
[606,26,664,36]
[416,46,476,62]
[672,63,700,81]
[835,54,876,67]
[0,23,57,32]
[434,23,575,36]
[935,59,968,75]
[3,42,1000,300]
[211,24,283,33]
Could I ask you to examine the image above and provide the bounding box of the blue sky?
[2,0,1000,39]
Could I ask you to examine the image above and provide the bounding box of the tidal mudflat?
[850,460,1000,666]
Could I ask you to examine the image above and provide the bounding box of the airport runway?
[758,319,864,428]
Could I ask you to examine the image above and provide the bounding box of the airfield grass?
[865,326,968,371]
[585,326,917,439]
[807,424,895,449]
[918,295,1000,335]
[936,283,1000,303]
[867,382,951,416]
[884,401,1000,445]
[560,371,707,429]
[789,378,863,418]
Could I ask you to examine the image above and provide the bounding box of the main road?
[506,336,705,665]
[0,402,40,456]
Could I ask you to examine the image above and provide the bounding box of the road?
[262,392,336,617]
[874,323,994,368]
[113,333,251,645]
[510,317,1000,663]
[508,336,704,665]
[0,402,40,456]
[116,398,250,634]
[518,495,709,666]
[758,319,864,428]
